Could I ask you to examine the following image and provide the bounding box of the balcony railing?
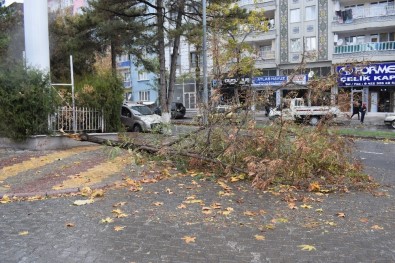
[238,0,274,7]
[334,41,395,54]
[256,50,275,60]
[333,5,395,22]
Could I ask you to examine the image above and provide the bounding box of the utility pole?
[202,0,208,124]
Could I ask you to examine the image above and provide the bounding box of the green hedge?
[0,64,59,141]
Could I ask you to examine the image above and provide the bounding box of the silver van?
[121,102,162,132]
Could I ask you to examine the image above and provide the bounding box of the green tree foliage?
[0,4,24,66]
[49,11,103,83]
[74,71,125,132]
[0,64,60,141]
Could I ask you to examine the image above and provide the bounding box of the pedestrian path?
[0,145,133,197]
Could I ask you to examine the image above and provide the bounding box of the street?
[0,139,394,263]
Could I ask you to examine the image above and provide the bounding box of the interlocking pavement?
[0,140,394,262]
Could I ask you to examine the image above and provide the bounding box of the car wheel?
[392,120,395,129]
[132,124,142,132]
[309,116,320,126]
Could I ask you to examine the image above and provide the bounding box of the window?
[371,34,379,42]
[124,72,131,82]
[345,35,365,45]
[380,32,395,42]
[305,6,316,21]
[305,37,316,51]
[290,38,301,52]
[138,70,148,81]
[139,91,150,101]
[290,9,300,23]
[190,52,199,68]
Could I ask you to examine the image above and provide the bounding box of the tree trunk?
[156,0,169,122]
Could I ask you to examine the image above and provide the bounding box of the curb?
[0,181,116,200]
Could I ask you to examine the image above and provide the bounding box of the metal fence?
[49,106,104,133]
[334,41,395,54]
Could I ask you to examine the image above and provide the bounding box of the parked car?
[121,102,162,132]
[154,102,186,119]
[384,115,395,129]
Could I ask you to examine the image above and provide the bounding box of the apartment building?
[163,0,394,113]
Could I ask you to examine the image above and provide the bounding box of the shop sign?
[252,75,308,87]
[337,63,395,87]
[223,78,250,85]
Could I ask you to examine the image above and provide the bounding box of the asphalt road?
[0,139,394,263]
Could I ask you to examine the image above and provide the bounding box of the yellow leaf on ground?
[308,182,320,192]
[210,203,222,209]
[288,202,298,210]
[18,231,29,236]
[244,211,257,217]
[73,199,94,206]
[371,225,384,230]
[177,204,187,209]
[100,217,114,223]
[181,236,196,244]
[299,244,316,251]
[202,207,212,214]
[90,189,104,198]
[115,213,128,218]
[315,208,323,213]
[80,186,92,196]
[336,212,346,218]
[254,235,265,240]
[0,195,11,204]
[114,226,125,231]
[112,209,123,215]
[113,202,127,207]
[300,204,313,209]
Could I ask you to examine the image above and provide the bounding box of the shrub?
[0,64,59,141]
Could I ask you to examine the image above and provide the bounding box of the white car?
[121,102,162,132]
[384,115,395,129]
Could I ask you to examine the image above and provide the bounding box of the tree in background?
[0,4,24,66]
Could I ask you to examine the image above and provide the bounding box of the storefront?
[336,63,395,113]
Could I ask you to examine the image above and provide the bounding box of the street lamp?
[202,0,208,124]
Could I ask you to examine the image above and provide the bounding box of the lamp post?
[202,0,208,124]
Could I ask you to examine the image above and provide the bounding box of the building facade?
[164,0,394,113]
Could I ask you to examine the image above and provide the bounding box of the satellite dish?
[337,39,344,46]
[308,71,315,78]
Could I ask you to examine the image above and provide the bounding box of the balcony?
[332,5,395,32]
[334,41,395,54]
[244,27,276,43]
[238,0,275,10]
[254,50,276,68]
[333,41,395,63]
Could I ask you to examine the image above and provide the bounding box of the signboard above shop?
[251,75,308,87]
[337,63,395,87]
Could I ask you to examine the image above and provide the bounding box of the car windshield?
[130,105,153,116]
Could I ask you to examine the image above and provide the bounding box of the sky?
[4,0,23,7]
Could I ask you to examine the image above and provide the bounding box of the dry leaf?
[288,202,298,210]
[153,202,163,206]
[210,203,222,209]
[299,244,316,251]
[336,212,346,218]
[112,209,123,215]
[101,217,114,223]
[19,231,29,236]
[244,211,257,217]
[73,199,94,206]
[166,188,174,194]
[114,226,125,231]
[113,202,126,207]
[202,207,212,214]
[115,213,129,218]
[300,204,312,209]
[0,195,11,204]
[181,236,196,244]
[66,223,75,227]
[80,186,92,196]
[308,182,320,192]
[359,218,369,223]
[371,225,384,230]
[177,204,187,209]
[254,235,265,241]
[90,189,104,198]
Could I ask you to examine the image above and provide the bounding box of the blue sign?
[337,63,395,87]
[252,76,287,86]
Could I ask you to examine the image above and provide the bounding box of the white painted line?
[360,151,384,155]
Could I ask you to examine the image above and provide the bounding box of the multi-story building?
[165,0,395,113]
